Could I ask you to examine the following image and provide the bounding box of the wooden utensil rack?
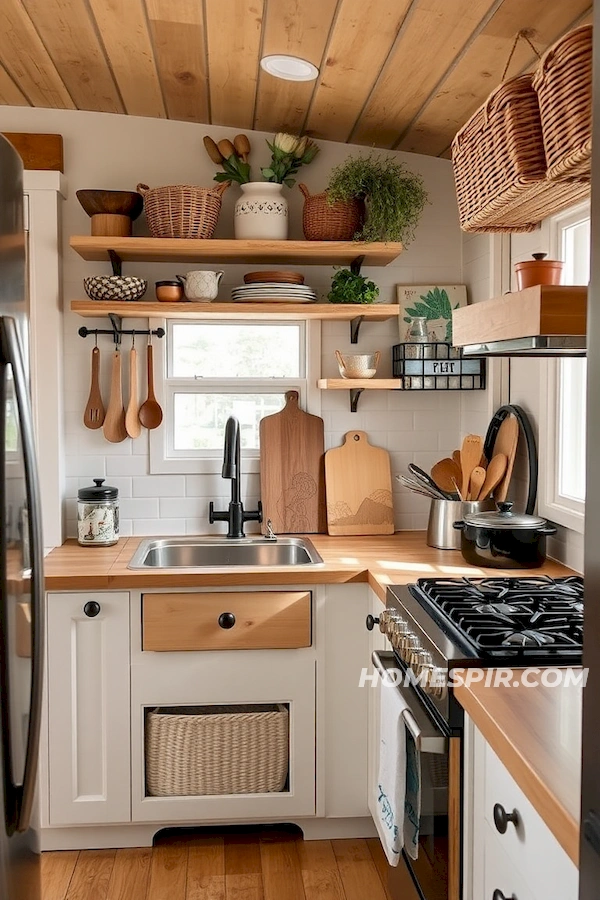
[78,314,165,345]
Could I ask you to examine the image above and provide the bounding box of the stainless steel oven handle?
[372,650,447,754]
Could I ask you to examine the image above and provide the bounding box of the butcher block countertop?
[456,674,582,865]
[44,532,574,599]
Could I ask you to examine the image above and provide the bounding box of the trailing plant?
[327,268,379,305]
[326,153,428,244]
[203,132,319,187]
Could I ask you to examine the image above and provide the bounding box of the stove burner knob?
[390,624,411,649]
[402,635,420,663]
[414,650,433,678]
[387,616,408,639]
[427,667,448,699]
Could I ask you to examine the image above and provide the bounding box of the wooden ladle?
[468,466,486,501]
[477,453,508,500]
[102,349,127,443]
[83,345,105,429]
[138,342,163,430]
[431,458,462,494]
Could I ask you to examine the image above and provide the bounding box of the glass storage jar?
[77,478,119,547]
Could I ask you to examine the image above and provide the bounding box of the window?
[150,319,318,474]
[539,203,589,532]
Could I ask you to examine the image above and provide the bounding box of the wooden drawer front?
[142,591,311,651]
[483,741,578,899]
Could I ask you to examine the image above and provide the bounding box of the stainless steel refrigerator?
[0,134,45,900]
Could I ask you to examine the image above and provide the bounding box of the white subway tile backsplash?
[106,455,148,477]
[119,498,160,519]
[132,518,184,536]
[160,497,213,519]
[133,475,185,497]
[65,456,106,477]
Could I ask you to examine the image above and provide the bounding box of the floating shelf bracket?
[349,388,364,412]
[350,315,365,345]
[350,254,365,275]
[108,248,122,275]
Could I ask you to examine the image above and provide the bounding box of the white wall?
[0,106,483,539]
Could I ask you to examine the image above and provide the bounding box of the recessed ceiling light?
[260,55,319,82]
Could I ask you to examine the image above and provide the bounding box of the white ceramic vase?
[234,182,289,240]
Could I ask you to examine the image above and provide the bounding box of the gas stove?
[384,575,584,730]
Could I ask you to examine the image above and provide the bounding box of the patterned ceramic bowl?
[83,275,147,302]
[335,350,381,379]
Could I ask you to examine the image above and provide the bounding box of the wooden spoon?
[83,345,105,429]
[460,434,484,499]
[452,449,461,468]
[102,349,127,443]
[468,466,486,501]
[125,345,141,439]
[138,342,163,430]
[431,458,462,494]
[492,416,519,502]
[477,453,508,500]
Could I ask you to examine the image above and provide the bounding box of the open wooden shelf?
[69,236,403,266]
[317,378,402,412]
[317,379,402,390]
[71,300,400,322]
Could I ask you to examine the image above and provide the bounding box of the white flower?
[274,132,300,154]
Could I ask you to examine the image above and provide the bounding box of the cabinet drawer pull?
[493,891,516,900]
[365,615,379,631]
[218,612,236,629]
[493,802,519,834]
[83,601,101,618]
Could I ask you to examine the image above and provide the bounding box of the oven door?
[372,652,461,900]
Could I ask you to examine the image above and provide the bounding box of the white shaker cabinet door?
[367,590,388,824]
[47,592,131,825]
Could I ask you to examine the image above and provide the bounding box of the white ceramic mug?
[335,350,381,379]
[177,270,224,301]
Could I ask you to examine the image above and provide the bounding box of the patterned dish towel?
[403,728,422,860]
[374,677,408,865]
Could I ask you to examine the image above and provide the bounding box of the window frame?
[538,201,589,534]
[149,317,321,475]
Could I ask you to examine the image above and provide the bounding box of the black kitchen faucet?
[209,415,263,538]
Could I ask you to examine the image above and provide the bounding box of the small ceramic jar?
[155,280,184,302]
[77,479,119,547]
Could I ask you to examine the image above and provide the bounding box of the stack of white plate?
[231,283,318,304]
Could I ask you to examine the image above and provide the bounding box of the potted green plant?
[327,268,380,305]
[325,153,428,244]
[203,132,319,240]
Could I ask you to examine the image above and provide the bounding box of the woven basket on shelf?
[145,704,289,797]
[451,73,589,232]
[532,25,593,182]
[299,184,364,241]
[137,182,229,239]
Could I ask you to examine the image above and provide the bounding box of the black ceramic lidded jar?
[453,502,557,569]
[77,478,119,547]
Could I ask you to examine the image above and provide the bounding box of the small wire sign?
[392,342,486,391]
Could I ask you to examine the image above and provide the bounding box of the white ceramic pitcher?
[177,270,224,301]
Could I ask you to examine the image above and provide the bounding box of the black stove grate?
[408,575,584,662]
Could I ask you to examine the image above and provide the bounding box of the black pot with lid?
[453,501,557,569]
[77,478,120,547]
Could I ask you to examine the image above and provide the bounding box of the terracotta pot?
[515,253,563,290]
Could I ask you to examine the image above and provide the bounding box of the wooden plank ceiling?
[0,0,592,157]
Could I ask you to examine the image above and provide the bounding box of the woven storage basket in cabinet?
[137,182,229,239]
[145,704,289,796]
[299,184,364,241]
[532,25,593,182]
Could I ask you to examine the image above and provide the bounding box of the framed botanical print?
[397,284,468,343]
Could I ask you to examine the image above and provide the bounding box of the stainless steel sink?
[128,536,324,569]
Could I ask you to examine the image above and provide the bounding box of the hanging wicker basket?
[451,73,589,233]
[299,184,364,241]
[137,182,229,239]
[532,25,593,182]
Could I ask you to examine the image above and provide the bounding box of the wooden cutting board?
[259,391,326,534]
[324,431,394,535]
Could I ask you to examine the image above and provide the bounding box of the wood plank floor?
[41,827,421,900]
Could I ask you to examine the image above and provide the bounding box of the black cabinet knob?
[83,601,101,618]
[493,891,516,900]
[365,615,380,631]
[493,803,519,834]
[218,612,236,629]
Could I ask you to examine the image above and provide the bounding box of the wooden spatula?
[125,345,141,439]
[460,434,483,499]
[102,349,127,443]
[452,449,461,468]
[83,346,105,429]
[477,453,507,500]
[492,416,519,502]
[468,466,486,501]
[431,458,462,494]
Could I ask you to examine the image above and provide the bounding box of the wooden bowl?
[76,189,144,220]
